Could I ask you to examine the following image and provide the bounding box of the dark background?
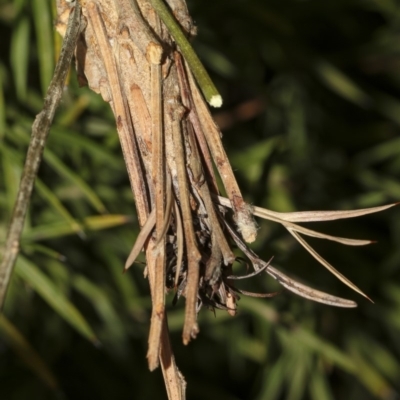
[1,0,400,399]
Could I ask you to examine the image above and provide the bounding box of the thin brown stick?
[175,52,234,274]
[186,125,234,268]
[0,1,82,310]
[174,52,218,194]
[160,317,187,400]
[125,209,156,270]
[169,104,201,344]
[147,60,166,372]
[85,1,149,225]
[155,171,173,247]
[187,66,258,244]
[173,199,184,287]
[151,60,165,247]
[145,6,167,370]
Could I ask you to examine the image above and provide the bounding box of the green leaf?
[239,296,279,324]
[309,366,335,400]
[0,143,21,216]
[231,137,279,183]
[72,274,129,349]
[43,148,107,214]
[357,169,400,199]
[0,65,7,138]
[348,342,395,399]
[22,214,132,241]
[15,256,98,344]
[294,329,356,373]
[355,333,400,385]
[355,137,400,166]
[256,355,286,400]
[286,350,309,400]
[31,0,53,95]
[49,127,123,167]
[10,16,30,100]
[315,60,372,107]
[235,335,267,363]
[35,178,85,237]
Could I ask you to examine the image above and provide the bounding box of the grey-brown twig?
[0,0,82,310]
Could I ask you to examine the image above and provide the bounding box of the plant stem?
[149,0,223,107]
[0,1,82,310]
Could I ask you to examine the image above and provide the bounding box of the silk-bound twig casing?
[55,2,395,399]
[56,0,257,374]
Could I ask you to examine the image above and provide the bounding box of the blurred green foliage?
[1,0,400,399]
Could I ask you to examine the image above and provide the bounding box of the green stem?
[149,0,222,107]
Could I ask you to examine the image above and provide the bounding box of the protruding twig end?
[209,94,223,108]
[147,354,160,372]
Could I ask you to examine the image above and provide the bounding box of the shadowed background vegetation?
[1,0,400,399]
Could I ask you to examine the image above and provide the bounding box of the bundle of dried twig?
[0,1,395,399]
[57,0,395,367]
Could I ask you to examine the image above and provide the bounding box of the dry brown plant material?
[57,0,256,365]
[54,1,396,398]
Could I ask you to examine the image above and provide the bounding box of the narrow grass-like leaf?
[10,16,30,101]
[0,65,5,138]
[50,128,122,166]
[284,223,372,246]
[309,366,335,400]
[374,91,400,128]
[72,275,128,346]
[15,256,98,344]
[239,297,279,323]
[295,329,356,373]
[101,249,143,314]
[217,196,396,223]
[4,124,108,214]
[348,342,395,399]
[73,214,132,231]
[354,333,400,384]
[24,243,66,262]
[269,202,397,222]
[0,145,21,215]
[32,0,53,94]
[22,214,131,241]
[56,94,91,126]
[217,196,398,223]
[257,355,286,400]
[355,137,400,166]
[286,347,309,400]
[235,336,267,363]
[35,178,85,237]
[266,265,357,308]
[43,148,107,213]
[0,314,58,389]
[231,137,279,183]
[288,229,371,301]
[315,60,372,107]
[357,169,400,199]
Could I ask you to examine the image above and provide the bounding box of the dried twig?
[2,1,395,399]
[0,0,82,310]
[58,0,396,370]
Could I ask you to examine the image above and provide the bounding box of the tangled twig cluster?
[57,0,394,374]
[0,1,394,399]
